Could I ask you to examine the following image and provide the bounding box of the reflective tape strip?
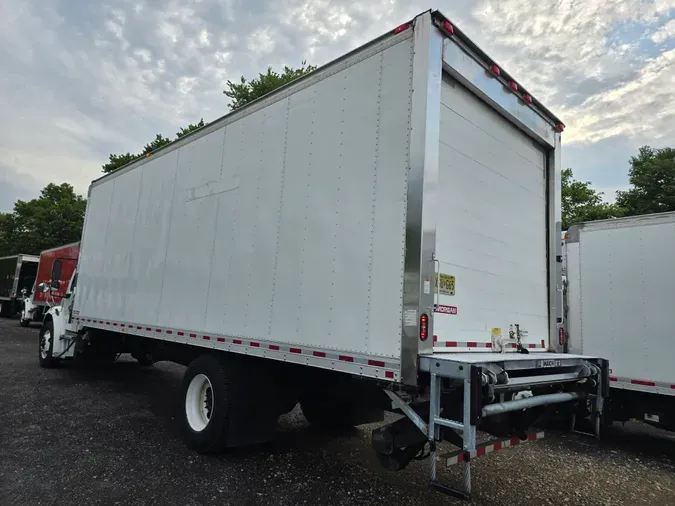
[72,316,399,381]
[609,376,675,393]
[435,341,546,350]
[445,431,545,467]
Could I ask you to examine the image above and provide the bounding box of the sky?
[0,0,673,211]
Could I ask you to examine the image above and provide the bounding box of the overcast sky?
[1,0,673,211]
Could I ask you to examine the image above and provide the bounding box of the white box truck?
[39,10,607,498]
[563,212,675,432]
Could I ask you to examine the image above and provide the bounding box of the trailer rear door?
[433,74,549,351]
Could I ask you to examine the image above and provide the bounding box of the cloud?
[651,18,675,42]
[0,0,673,212]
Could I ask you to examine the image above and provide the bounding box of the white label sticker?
[404,309,417,327]
[423,279,431,294]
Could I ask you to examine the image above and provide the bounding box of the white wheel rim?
[40,330,52,359]
[185,374,214,432]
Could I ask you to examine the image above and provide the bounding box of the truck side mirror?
[38,282,50,293]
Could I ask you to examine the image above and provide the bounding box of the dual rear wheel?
[181,355,233,453]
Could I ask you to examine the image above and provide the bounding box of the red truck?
[20,242,79,326]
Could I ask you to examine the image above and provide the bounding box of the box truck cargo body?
[39,11,607,498]
[0,254,38,317]
[20,242,80,326]
[564,212,675,431]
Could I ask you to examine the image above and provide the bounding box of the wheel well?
[42,313,53,326]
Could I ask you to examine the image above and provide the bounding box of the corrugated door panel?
[434,74,548,350]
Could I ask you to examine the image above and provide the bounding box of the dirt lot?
[1,317,675,506]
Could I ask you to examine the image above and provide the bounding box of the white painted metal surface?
[433,74,549,351]
[67,11,566,386]
[75,34,414,364]
[185,374,213,432]
[566,212,675,394]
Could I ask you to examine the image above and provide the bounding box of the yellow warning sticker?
[491,328,502,338]
[434,273,456,296]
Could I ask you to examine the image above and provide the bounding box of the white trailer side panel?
[433,74,549,350]
[569,214,675,390]
[76,34,414,361]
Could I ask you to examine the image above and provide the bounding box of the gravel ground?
[1,317,675,506]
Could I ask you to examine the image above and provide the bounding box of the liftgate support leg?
[428,367,481,500]
[462,376,478,496]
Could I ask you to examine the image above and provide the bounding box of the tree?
[223,61,317,111]
[142,133,171,155]
[0,183,86,256]
[561,168,623,229]
[616,145,675,216]
[0,212,17,257]
[176,119,205,138]
[102,121,208,174]
[102,152,139,174]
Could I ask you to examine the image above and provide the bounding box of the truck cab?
[38,270,79,366]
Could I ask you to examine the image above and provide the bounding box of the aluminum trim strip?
[400,11,444,386]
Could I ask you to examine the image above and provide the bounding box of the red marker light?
[393,23,409,34]
[490,64,500,76]
[559,327,565,346]
[523,93,533,104]
[557,122,565,132]
[441,20,454,36]
[509,81,518,92]
[420,313,429,341]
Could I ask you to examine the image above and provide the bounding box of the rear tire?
[38,320,57,368]
[180,355,233,454]
[20,317,31,328]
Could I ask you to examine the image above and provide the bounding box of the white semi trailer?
[39,10,607,498]
[563,212,675,432]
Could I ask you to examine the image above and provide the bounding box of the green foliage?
[562,168,624,229]
[142,134,171,155]
[102,120,207,174]
[176,118,205,138]
[223,61,317,111]
[0,183,86,256]
[0,212,17,257]
[101,62,317,176]
[616,146,675,216]
[102,152,139,174]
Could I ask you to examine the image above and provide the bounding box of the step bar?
[385,353,608,499]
